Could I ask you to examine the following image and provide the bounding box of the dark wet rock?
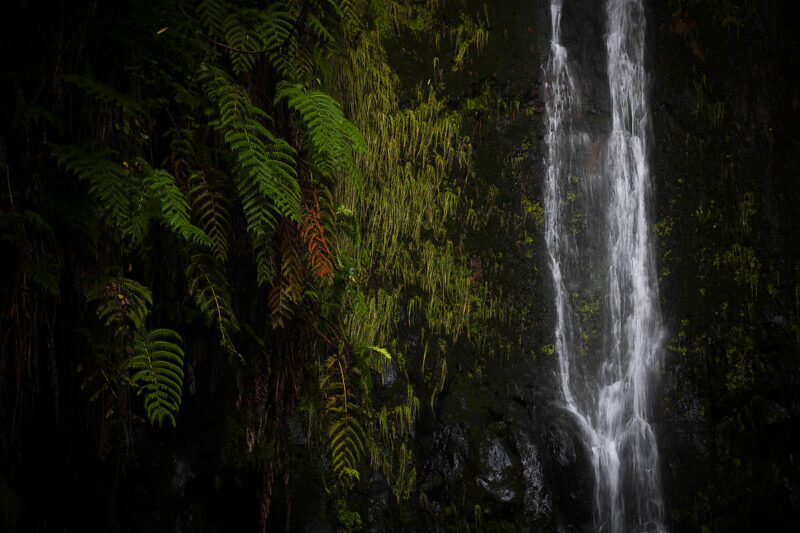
[542,417,593,529]
[476,428,523,504]
[366,471,391,533]
[420,422,469,493]
[545,419,578,468]
[511,427,552,520]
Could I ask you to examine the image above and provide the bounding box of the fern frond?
[268,284,293,329]
[253,233,276,287]
[275,82,366,180]
[52,146,151,243]
[221,8,264,73]
[197,0,231,35]
[338,0,360,34]
[269,241,304,328]
[86,275,153,340]
[187,170,232,262]
[306,12,334,43]
[322,355,366,485]
[256,4,299,78]
[301,190,334,280]
[228,129,300,231]
[359,345,392,376]
[186,253,240,355]
[142,163,213,248]
[130,326,184,427]
[200,65,302,235]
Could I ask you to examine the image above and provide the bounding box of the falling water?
[544,0,666,531]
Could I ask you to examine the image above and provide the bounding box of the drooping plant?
[0,0,501,528]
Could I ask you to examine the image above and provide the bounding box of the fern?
[198,1,301,78]
[275,82,366,179]
[306,12,335,44]
[301,190,334,280]
[130,326,184,427]
[197,0,230,34]
[200,65,302,236]
[85,275,152,341]
[257,4,300,79]
[322,354,366,485]
[53,146,151,244]
[221,8,266,73]
[338,0,360,34]
[253,233,277,287]
[186,253,240,355]
[171,131,232,262]
[187,170,232,262]
[0,209,61,296]
[269,239,304,328]
[142,163,213,248]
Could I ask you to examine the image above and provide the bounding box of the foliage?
[130,327,185,427]
[0,0,500,528]
[322,352,367,485]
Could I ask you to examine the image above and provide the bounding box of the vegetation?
[2,0,796,531]
[0,0,508,529]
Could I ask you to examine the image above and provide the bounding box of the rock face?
[401,0,800,531]
[648,0,800,530]
[476,429,522,504]
[288,0,800,530]
[511,427,551,521]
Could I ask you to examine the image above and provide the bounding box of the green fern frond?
[199,1,298,76]
[197,0,232,35]
[142,163,213,248]
[221,8,265,73]
[187,170,232,262]
[275,82,366,180]
[253,233,276,286]
[269,242,304,328]
[322,355,366,485]
[256,4,299,78]
[338,0,360,34]
[28,259,60,297]
[306,12,334,43]
[130,326,184,427]
[186,253,240,355]
[53,146,148,241]
[228,129,300,229]
[359,345,392,376]
[0,209,61,296]
[200,65,302,235]
[86,275,153,340]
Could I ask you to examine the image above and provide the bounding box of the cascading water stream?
[544,0,666,531]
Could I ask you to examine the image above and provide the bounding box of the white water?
[544,0,666,531]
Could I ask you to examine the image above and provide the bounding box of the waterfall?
[544,0,666,531]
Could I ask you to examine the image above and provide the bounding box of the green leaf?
[130,326,185,427]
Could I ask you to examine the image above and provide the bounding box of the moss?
[334,498,363,533]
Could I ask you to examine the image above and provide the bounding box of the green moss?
[521,197,544,229]
[334,498,363,533]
